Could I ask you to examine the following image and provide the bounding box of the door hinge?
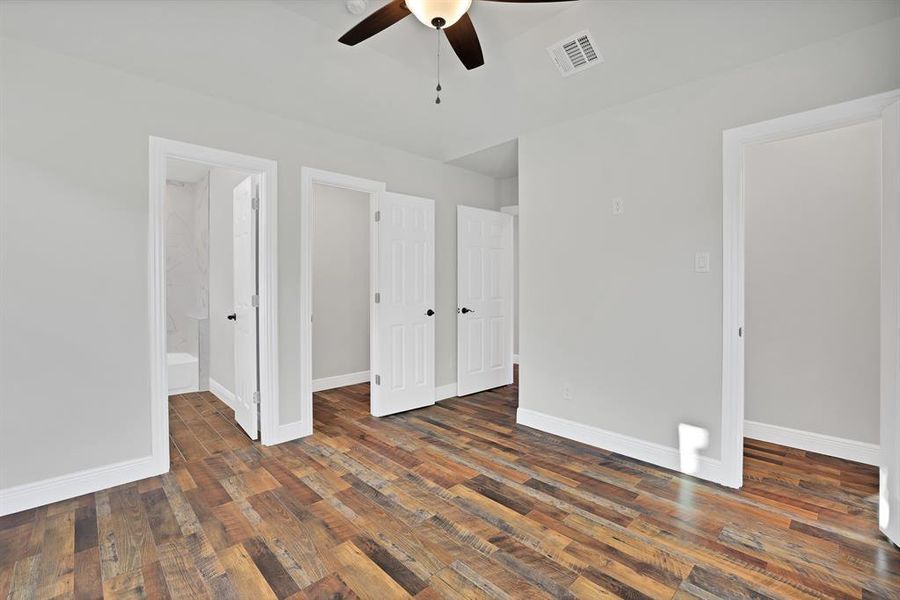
[374,210,381,222]
[251,294,259,307]
[252,391,260,404]
[374,374,381,385]
[251,196,259,211]
[374,292,381,304]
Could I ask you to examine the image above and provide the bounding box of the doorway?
[743,121,881,464]
[311,183,371,392]
[301,168,438,426]
[720,90,900,545]
[149,137,279,475]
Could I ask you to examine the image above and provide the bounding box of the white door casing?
[233,176,259,439]
[720,90,900,490]
[457,206,514,396]
[880,99,900,545]
[371,192,436,416]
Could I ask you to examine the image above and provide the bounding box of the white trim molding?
[313,371,370,392]
[435,382,459,402]
[150,137,280,455]
[168,385,199,396]
[209,378,236,411]
[745,421,880,466]
[500,205,519,216]
[0,456,157,517]
[517,408,725,485]
[720,89,900,489]
[270,422,310,446]
[300,167,387,431]
[513,354,520,364]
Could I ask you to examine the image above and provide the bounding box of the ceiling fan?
[339,0,576,72]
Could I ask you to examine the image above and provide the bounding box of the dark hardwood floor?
[1,375,898,598]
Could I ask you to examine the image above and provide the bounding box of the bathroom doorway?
[149,137,280,477]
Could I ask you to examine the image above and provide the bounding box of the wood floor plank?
[219,542,278,600]
[155,537,210,599]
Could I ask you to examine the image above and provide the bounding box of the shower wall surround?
[165,177,210,389]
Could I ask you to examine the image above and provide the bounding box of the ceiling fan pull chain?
[435,26,442,104]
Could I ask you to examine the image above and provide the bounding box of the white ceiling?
[449,138,518,178]
[2,1,897,165]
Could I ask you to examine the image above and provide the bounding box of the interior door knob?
[425,309,435,316]
[460,307,474,314]
[227,313,237,321]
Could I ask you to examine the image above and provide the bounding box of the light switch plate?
[694,252,710,273]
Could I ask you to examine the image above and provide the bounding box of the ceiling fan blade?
[338,0,410,46]
[444,13,484,70]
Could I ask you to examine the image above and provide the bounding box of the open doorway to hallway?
[310,183,371,395]
[742,121,881,469]
[721,90,900,546]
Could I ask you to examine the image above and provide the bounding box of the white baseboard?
[435,382,458,402]
[516,408,725,486]
[312,370,370,392]
[513,354,520,364]
[208,378,236,411]
[0,455,161,517]
[744,420,879,466]
[168,384,199,396]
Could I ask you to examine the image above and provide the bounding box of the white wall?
[498,176,518,208]
[208,168,249,395]
[312,184,370,380]
[745,121,881,444]
[165,178,208,356]
[0,38,499,491]
[518,18,900,465]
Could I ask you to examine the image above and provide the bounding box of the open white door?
[457,206,514,396]
[880,100,900,546]
[233,176,259,439]
[370,192,436,416]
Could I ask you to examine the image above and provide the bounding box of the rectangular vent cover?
[547,30,603,77]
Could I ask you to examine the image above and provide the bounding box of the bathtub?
[167,352,199,395]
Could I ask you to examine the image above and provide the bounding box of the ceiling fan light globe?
[405,0,472,29]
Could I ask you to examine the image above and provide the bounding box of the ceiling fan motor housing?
[406,0,473,29]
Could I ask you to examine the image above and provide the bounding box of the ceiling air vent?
[547,30,603,77]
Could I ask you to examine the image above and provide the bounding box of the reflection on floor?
[1,377,897,599]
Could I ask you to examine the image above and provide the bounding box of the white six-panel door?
[371,192,436,416]
[233,176,259,439]
[457,206,514,396]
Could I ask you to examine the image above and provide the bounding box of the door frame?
[720,90,900,489]
[499,205,519,365]
[149,136,280,473]
[300,167,386,432]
